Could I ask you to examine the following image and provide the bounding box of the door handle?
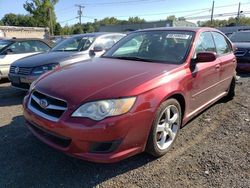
[215,64,221,70]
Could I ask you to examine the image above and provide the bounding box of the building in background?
[0,26,49,39]
[99,20,196,32]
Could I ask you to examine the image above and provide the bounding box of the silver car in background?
[9,32,125,90]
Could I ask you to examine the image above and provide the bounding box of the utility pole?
[75,4,85,25]
[48,8,53,36]
[210,1,215,25]
[237,2,241,26]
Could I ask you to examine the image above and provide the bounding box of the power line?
[83,0,166,6]
[58,17,78,24]
[87,7,211,18]
[57,1,250,25]
[186,11,250,20]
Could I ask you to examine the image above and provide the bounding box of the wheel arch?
[166,93,186,121]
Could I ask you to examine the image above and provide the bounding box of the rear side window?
[8,41,50,54]
[195,32,216,54]
[95,36,116,50]
[212,32,231,56]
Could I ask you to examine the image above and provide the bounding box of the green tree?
[60,24,72,35]
[178,17,186,21]
[72,24,83,34]
[84,23,95,33]
[128,17,145,23]
[1,13,36,27]
[23,0,59,34]
[54,22,62,35]
[166,15,177,21]
[98,17,121,25]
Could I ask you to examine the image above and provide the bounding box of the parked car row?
[1,32,124,89]
[18,27,237,163]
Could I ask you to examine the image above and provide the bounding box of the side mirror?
[93,46,104,52]
[196,52,217,63]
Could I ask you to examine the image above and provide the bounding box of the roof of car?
[133,27,219,33]
[71,32,125,38]
[0,38,53,47]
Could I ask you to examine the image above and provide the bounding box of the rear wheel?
[146,99,182,157]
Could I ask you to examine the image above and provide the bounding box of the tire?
[146,99,182,157]
[225,77,235,100]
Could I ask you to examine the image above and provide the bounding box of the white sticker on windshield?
[166,34,191,39]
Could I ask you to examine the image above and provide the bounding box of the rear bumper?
[23,95,154,163]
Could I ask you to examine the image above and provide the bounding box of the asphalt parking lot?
[0,76,249,188]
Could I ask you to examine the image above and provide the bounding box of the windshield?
[51,36,96,52]
[229,32,250,42]
[0,40,12,51]
[103,31,194,64]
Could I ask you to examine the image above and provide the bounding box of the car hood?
[233,42,250,49]
[12,51,90,67]
[35,58,180,107]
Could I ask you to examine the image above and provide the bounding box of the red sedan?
[23,27,236,163]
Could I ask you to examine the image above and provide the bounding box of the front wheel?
[146,99,182,157]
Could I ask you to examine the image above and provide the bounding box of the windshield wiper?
[111,56,154,62]
[52,49,78,52]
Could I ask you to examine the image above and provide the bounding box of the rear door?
[187,31,221,114]
[211,32,236,93]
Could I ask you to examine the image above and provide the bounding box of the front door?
[186,31,221,116]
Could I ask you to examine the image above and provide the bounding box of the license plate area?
[11,76,20,84]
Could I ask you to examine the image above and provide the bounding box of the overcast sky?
[0,0,250,26]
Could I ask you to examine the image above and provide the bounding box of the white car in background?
[0,38,52,79]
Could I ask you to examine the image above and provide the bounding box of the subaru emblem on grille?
[39,99,49,109]
[14,67,19,74]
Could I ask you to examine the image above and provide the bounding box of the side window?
[95,36,116,50]
[113,35,124,43]
[32,41,50,52]
[8,41,29,54]
[8,41,50,54]
[212,32,231,56]
[195,32,216,55]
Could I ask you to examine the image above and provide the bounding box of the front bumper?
[236,56,250,73]
[23,95,154,163]
[8,73,39,90]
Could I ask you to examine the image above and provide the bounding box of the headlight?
[71,97,136,121]
[31,64,59,76]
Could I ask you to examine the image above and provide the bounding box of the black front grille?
[10,66,32,75]
[28,90,67,121]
